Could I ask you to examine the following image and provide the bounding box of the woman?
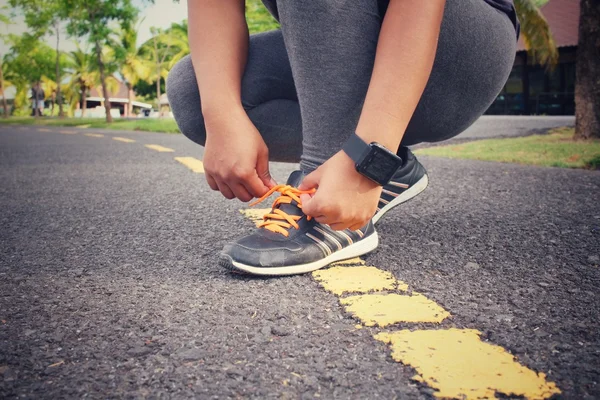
[167,0,519,276]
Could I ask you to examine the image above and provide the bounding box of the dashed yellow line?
[174,157,205,173]
[37,128,51,132]
[375,329,561,399]
[145,144,175,153]
[237,210,561,399]
[84,133,104,138]
[59,130,77,135]
[113,137,135,143]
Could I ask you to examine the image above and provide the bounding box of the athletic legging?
[167,0,517,173]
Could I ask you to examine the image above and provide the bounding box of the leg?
[167,30,303,163]
[273,0,516,169]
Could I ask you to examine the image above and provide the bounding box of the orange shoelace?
[250,185,316,237]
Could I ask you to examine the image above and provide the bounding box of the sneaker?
[219,171,379,276]
[372,147,429,224]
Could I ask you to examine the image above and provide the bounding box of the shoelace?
[250,185,316,237]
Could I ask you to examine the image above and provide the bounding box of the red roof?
[517,0,580,51]
[89,78,129,99]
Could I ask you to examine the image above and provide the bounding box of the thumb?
[298,168,322,190]
[256,149,276,188]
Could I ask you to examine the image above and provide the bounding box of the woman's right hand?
[203,108,276,202]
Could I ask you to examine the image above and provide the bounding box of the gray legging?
[167,0,517,172]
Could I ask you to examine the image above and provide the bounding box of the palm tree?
[166,20,189,69]
[65,47,97,117]
[114,22,151,117]
[514,0,558,68]
[0,11,11,117]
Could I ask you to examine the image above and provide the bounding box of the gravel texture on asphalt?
[1,125,598,399]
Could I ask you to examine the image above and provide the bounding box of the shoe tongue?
[273,170,305,217]
[286,170,305,187]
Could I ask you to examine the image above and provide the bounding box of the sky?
[0,0,188,55]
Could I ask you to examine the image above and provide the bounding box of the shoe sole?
[219,231,379,276]
[372,174,429,225]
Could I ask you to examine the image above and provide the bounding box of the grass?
[0,117,181,133]
[414,127,600,170]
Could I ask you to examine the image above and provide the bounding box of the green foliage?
[0,116,180,133]
[246,0,279,34]
[515,0,558,68]
[414,128,600,170]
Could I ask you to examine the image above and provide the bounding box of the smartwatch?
[342,133,403,186]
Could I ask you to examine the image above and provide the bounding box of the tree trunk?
[95,41,113,123]
[55,22,64,118]
[0,56,8,118]
[81,86,87,117]
[127,83,134,118]
[574,0,600,139]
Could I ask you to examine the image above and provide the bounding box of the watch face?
[357,144,403,185]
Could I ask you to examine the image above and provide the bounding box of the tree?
[10,0,67,117]
[148,27,172,114]
[574,0,599,139]
[113,21,151,117]
[65,47,98,117]
[514,0,559,68]
[165,20,189,69]
[58,0,139,123]
[0,11,11,117]
[3,34,56,115]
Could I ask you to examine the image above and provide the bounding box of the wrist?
[203,102,246,128]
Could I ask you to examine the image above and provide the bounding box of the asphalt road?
[1,124,599,399]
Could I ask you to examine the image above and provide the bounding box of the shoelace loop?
[250,185,316,237]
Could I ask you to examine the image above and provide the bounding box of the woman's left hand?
[298,151,382,231]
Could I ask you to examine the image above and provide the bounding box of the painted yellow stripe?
[113,137,135,143]
[84,133,104,138]
[145,144,175,153]
[375,329,561,399]
[239,208,271,227]
[37,128,51,132]
[341,293,450,326]
[174,157,205,173]
[313,265,399,295]
[59,130,77,135]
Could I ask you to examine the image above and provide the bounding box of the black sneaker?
[219,171,379,276]
[373,147,428,224]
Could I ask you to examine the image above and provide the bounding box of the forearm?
[355,0,446,151]
[187,0,248,121]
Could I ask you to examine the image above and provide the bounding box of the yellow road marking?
[174,157,205,173]
[145,144,175,152]
[341,293,450,326]
[331,257,365,266]
[313,265,399,295]
[375,329,561,400]
[75,124,91,128]
[37,128,51,132]
[84,133,104,138]
[239,208,271,226]
[113,137,135,143]
[59,130,77,135]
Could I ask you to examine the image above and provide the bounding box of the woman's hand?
[298,151,381,231]
[203,108,276,202]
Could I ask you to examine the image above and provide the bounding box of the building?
[487,0,579,115]
[85,78,152,118]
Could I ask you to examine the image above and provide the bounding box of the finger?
[216,180,235,200]
[329,222,353,231]
[348,222,365,231]
[230,183,253,203]
[256,150,277,188]
[205,174,219,191]
[242,173,270,199]
[298,168,322,190]
[314,214,337,226]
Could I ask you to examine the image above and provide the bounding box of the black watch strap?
[342,133,369,163]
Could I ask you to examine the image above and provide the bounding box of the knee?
[167,55,207,146]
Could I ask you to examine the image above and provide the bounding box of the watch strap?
[342,133,369,163]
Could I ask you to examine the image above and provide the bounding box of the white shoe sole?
[221,231,379,276]
[372,174,429,225]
